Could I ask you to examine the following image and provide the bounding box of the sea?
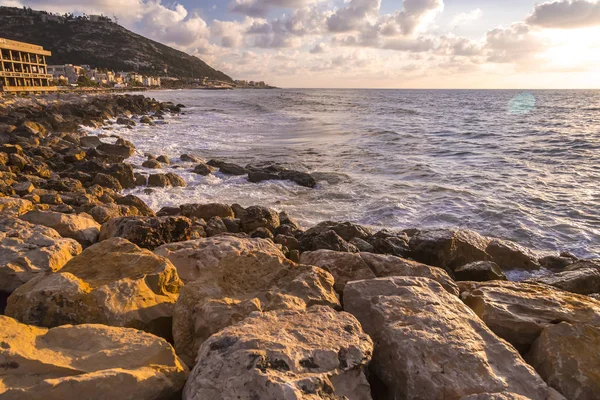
[91,89,600,259]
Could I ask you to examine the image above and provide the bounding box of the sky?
[2,0,600,88]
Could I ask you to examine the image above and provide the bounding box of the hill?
[0,6,232,81]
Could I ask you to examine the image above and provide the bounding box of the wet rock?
[300,229,358,253]
[192,162,215,176]
[183,307,372,400]
[526,322,600,400]
[6,238,183,340]
[166,236,339,366]
[250,227,274,240]
[115,194,155,217]
[459,280,600,352]
[344,277,560,400]
[526,268,600,295]
[0,217,82,294]
[301,250,459,296]
[20,210,101,247]
[140,115,154,125]
[208,160,247,175]
[0,315,188,400]
[148,173,186,187]
[166,173,186,187]
[88,203,141,224]
[116,116,136,126]
[180,203,234,221]
[180,154,202,163]
[486,239,540,271]
[409,228,490,271]
[92,173,123,191]
[350,237,375,252]
[205,216,228,237]
[454,261,507,282]
[0,197,33,217]
[303,221,372,243]
[247,170,279,183]
[97,139,135,159]
[108,163,136,189]
[142,159,162,169]
[80,135,102,148]
[274,234,300,251]
[368,229,410,257]
[239,205,280,233]
[156,155,170,164]
[100,216,197,250]
[134,172,148,186]
[222,217,241,233]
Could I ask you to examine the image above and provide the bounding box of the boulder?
[486,239,540,271]
[408,228,490,271]
[368,229,410,257]
[115,194,155,217]
[148,173,186,188]
[0,315,188,400]
[303,221,372,243]
[156,155,170,164]
[205,217,228,237]
[0,217,82,294]
[13,181,34,196]
[20,210,101,248]
[454,261,507,282]
[180,203,234,221]
[239,205,280,232]
[80,135,102,148]
[99,216,198,250]
[208,160,247,175]
[526,268,600,295]
[157,236,339,365]
[0,197,33,216]
[183,307,372,400]
[344,277,561,400]
[92,173,123,191]
[526,322,600,400]
[97,140,135,159]
[142,159,162,169]
[300,250,459,296]
[108,163,136,189]
[180,154,201,163]
[192,163,215,176]
[88,203,141,224]
[301,229,358,253]
[6,238,183,340]
[459,281,600,352]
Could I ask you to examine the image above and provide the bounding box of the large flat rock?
[344,277,562,400]
[183,306,373,400]
[6,237,182,340]
[21,210,101,247]
[459,280,600,352]
[0,315,188,400]
[0,217,81,294]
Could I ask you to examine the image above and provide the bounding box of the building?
[48,64,83,84]
[142,76,161,87]
[0,37,56,93]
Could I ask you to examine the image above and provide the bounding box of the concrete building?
[142,76,161,87]
[0,37,56,93]
[48,64,83,84]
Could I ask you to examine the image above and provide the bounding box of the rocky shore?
[1,94,599,400]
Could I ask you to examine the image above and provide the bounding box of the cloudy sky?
[3,0,600,88]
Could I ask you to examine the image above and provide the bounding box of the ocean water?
[99,89,600,258]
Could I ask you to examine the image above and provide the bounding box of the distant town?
[0,35,274,94]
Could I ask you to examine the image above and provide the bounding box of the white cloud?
[526,0,600,29]
[451,8,483,27]
[229,0,316,17]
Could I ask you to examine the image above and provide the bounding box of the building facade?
[48,64,83,84]
[0,37,56,93]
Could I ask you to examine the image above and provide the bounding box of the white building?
[47,64,83,84]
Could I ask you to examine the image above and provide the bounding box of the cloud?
[309,43,326,53]
[526,0,600,29]
[484,23,547,63]
[229,0,315,17]
[451,8,483,27]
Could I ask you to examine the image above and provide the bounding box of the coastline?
[1,92,599,399]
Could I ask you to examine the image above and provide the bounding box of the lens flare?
[508,92,536,115]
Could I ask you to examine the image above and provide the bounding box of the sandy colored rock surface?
[165,236,340,366]
[0,217,81,294]
[0,315,188,400]
[526,267,600,295]
[344,277,561,400]
[459,280,600,352]
[0,197,33,216]
[300,249,459,296]
[526,322,600,400]
[20,210,101,247]
[183,307,372,400]
[6,237,182,340]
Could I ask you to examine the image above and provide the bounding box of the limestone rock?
[87,203,141,224]
[0,217,82,294]
[0,197,33,216]
[183,307,373,400]
[455,261,507,282]
[192,163,215,176]
[20,210,101,247]
[300,249,459,296]
[526,268,600,295]
[459,280,600,352]
[344,277,561,400]
[239,205,280,233]
[0,315,188,400]
[526,322,600,400]
[6,238,182,340]
[157,236,340,365]
[180,203,234,221]
[408,228,490,271]
[99,216,197,250]
[486,239,540,271]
